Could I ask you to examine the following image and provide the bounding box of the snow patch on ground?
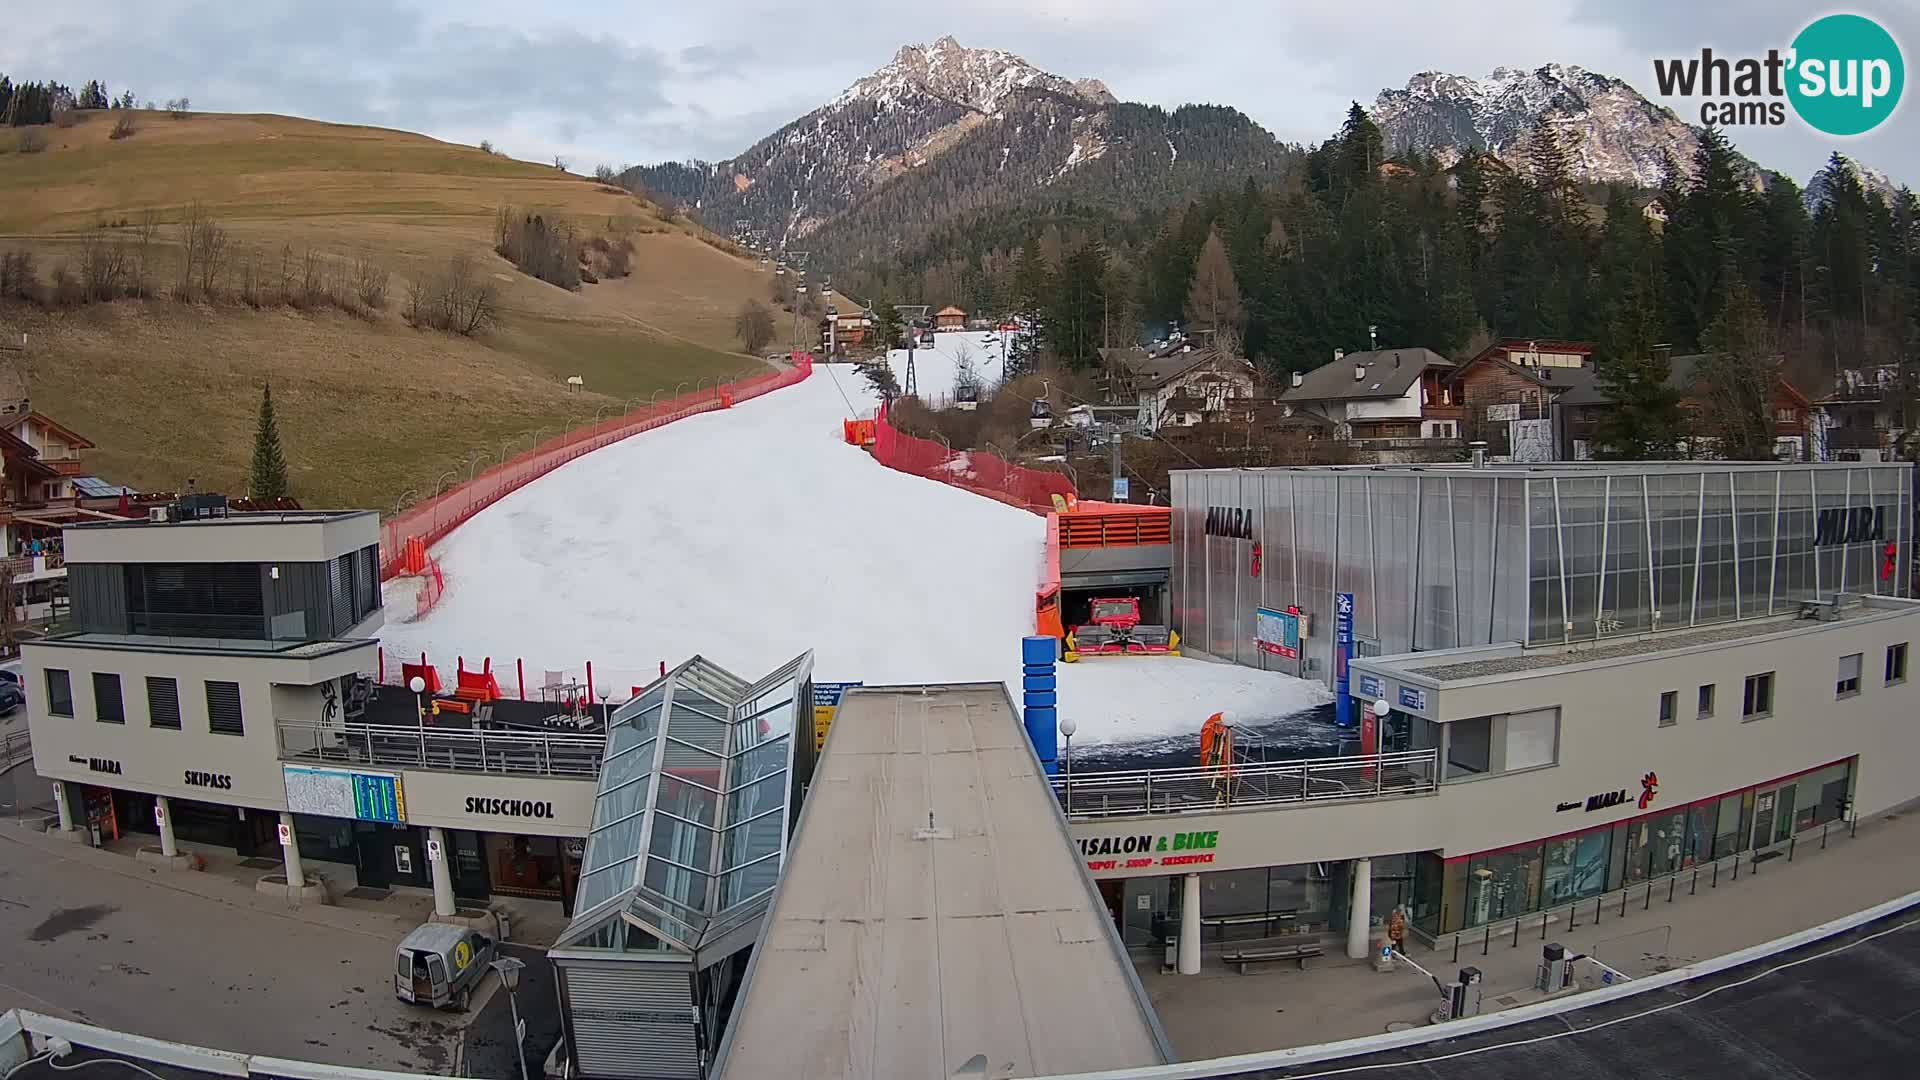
[884,330,1006,408]
[383,362,1325,745]
[1056,656,1331,746]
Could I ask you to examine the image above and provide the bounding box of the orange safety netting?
[869,404,1075,515]
[380,355,813,578]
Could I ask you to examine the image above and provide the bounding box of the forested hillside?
[848,104,1918,410]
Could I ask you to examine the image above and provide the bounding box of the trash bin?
[1163,936,1179,972]
[495,909,512,942]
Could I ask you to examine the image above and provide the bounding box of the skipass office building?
[1056,460,1920,946]
[23,508,599,913]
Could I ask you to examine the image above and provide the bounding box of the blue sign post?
[1335,592,1355,728]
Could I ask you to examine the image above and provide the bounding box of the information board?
[282,764,407,824]
[1253,607,1300,659]
[811,681,863,752]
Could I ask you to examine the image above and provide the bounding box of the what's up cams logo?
[1654,13,1904,136]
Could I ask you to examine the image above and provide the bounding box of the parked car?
[394,923,495,1010]
[0,681,23,715]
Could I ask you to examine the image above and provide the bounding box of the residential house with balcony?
[1273,347,1458,461]
[1447,339,1601,461]
[1812,366,1904,462]
[1101,340,1258,431]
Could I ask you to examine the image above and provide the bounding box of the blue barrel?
[1022,635,1059,665]
[1021,636,1060,774]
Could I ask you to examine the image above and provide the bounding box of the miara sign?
[1814,505,1887,547]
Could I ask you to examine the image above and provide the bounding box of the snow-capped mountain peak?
[837,35,1115,114]
[1373,63,1703,189]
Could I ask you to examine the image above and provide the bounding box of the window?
[206,680,244,736]
[1445,716,1492,778]
[1888,643,1909,685]
[1836,653,1863,698]
[1658,690,1678,728]
[1698,684,1715,718]
[1502,708,1558,770]
[46,668,73,717]
[147,676,181,730]
[93,673,125,724]
[1743,672,1774,720]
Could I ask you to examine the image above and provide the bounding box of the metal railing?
[1,729,29,771]
[1052,748,1437,818]
[276,718,605,778]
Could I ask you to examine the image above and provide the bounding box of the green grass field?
[0,110,788,511]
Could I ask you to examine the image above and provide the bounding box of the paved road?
[0,826,463,1072]
[461,945,561,1080]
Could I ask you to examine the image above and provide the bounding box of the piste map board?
[282,764,407,824]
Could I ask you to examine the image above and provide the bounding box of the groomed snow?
[382,363,1325,746]
[883,330,1009,409]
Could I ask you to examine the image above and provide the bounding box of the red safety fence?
[1037,511,1064,639]
[380,355,813,578]
[870,404,1075,515]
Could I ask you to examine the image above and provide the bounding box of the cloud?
[2,0,1911,185]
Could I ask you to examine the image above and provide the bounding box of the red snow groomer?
[1065,597,1179,660]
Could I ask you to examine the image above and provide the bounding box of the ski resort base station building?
[19,460,1920,988]
[1061,460,1920,943]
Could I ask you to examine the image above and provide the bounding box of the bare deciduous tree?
[406,256,498,337]
[78,233,131,300]
[354,255,390,309]
[175,201,205,299]
[131,210,159,298]
[734,299,776,353]
[194,217,228,296]
[109,112,137,140]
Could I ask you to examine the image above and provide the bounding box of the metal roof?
[711,683,1171,1079]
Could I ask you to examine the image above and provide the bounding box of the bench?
[1202,910,1298,941]
[1222,943,1323,974]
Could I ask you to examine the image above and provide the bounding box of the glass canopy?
[556,652,813,959]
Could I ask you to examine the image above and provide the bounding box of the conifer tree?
[249,383,291,499]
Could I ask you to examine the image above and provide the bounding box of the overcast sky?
[6,0,1914,187]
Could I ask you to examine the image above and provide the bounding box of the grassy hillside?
[0,110,834,510]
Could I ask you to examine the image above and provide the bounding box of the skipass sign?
[1653,13,1904,136]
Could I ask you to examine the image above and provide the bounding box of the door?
[1751,790,1778,850]
[1097,879,1124,929]
[452,831,491,902]
[235,808,278,857]
[355,828,392,888]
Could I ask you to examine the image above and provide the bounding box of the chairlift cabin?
[1029,399,1054,429]
[957,383,980,411]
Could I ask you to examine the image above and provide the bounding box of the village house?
[1811,366,1904,462]
[1447,339,1602,461]
[1099,339,1258,431]
[1273,347,1459,461]
[934,305,967,330]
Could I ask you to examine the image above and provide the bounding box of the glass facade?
[1106,856,1416,949]
[1412,758,1855,935]
[1171,464,1912,687]
[556,652,812,956]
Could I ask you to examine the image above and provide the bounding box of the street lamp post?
[1059,715,1078,817]
[409,675,427,727]
[488,956,532,1080]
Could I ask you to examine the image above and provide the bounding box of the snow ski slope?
[383,364,1325,744]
